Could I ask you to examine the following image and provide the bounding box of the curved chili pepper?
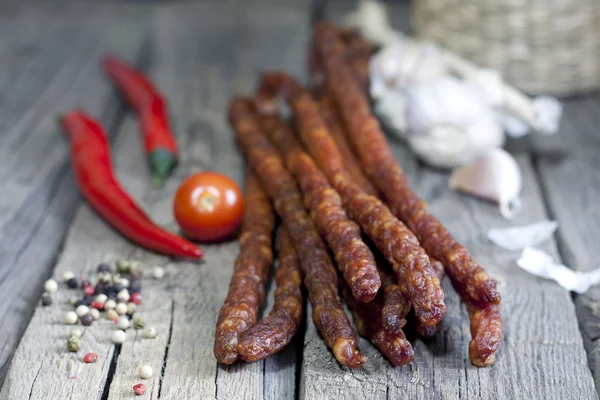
[60,110,202,259]
[102,54,178,188]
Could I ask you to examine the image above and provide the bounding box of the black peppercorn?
[80,314,93,326]
[112,283,124,293]
[129,280,142,294]
[82,295,94,305]
[66,277,79,289]
[74,299,86,308]
[97,262,111,273]
[41,293,53,306]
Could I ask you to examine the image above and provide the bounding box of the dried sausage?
[313,21,500,307]
[237,228,303,362]
[228,98,365,368]
[256,72,445,327]
[342,284,414,366]
[258,112,380,302]
[213,171,275,364]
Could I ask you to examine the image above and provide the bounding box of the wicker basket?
[412,0,600,96]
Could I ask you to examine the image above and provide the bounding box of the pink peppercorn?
[133,383,146,396]
[84,286,95,296]
[91,301,105,311]
[83,353,98,363]
[130,292,142,305]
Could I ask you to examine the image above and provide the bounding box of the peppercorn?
[41,293,53,306]
[91,301,105,311]
[130,292,142,306]
[63,271,75,282]
[138,365,153,379]
[117,289,130,303]
[152,266,165,279]
[83,353,98,363]
[95,294,108,304]
[81,280,91,289]
[84,286,95,296]
[73,300,86,309]
[97,262,111,273]
[82,295,94,305]
[111,330,127,344]
[129,261,140,274]
[67,336,81,352]
[116,259,131,274]
[112,283,124,293]
[105,309,119,321]
[133,383,146,396]
[120,278,130,289]
[66,277,79,289]
[90,309,100,320]
[115,303,127,316]
[80,314,93,326]
[117,316,130,330]
[143,327,157,339]
[68,297,79,306]
[64,311,78,325]
[129,280,141,293]
[104,299,117,310]
[101,273,112,284]
[132,316,145,330]
[126,302,137,316]
[70,327,83,338]
[44,279,58,293]
[75,305,89,317]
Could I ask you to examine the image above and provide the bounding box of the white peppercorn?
[152,266,165,279]
[70,327,84,338]
[143,327,157,339]
[126,302,137,315]
[90,308,100,320]
[104,299,117,310]
[44,279,58,293]
[64,311,78,325]
[120,278,130,289]
[111,330,127,344]
[105,309,119,321]
[75,305,89,318]
[117,289,130,303]
[62,271,75,282]
[95,294,108,304]
[117,316,130,330]
[132,316,145,330]
[115,303,127,315]
[138,365,153,379]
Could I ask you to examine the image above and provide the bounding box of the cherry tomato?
[173,172,244,243]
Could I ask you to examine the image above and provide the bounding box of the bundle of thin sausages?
[215,20,502,369]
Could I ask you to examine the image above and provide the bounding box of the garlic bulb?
[449,148,522,219]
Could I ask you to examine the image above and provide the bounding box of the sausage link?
[213,171,275,364]
[339,29,373,95]
[228,98,365,368]
[256,72,444,327]
[257,112,380,302]
[237,228,304,362]
[453,282,503,367]
[378,267,411,333]
[313,21,500,308]
[342,284,414,366]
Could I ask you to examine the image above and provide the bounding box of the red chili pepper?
[102,54,178,188]
[60,110,203,259]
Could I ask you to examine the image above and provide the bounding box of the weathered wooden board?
[532,97,600,390]
[0,4,148,386]
[0,2,308,399]
[299,1,597,399]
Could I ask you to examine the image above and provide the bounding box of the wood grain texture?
[299,2,597,399]
[1,2,308,399]
[532,97,600,391]
[0,4,148,388]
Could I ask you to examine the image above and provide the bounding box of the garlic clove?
[449,148,522,219]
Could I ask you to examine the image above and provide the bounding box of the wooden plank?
[0,6,148,395]
[300,1,597,399]
[1,2,309,399]
[532,97,600,390]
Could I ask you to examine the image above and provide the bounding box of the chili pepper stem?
[148,148,176,188]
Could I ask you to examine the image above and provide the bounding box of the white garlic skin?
[449,148,522,219]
